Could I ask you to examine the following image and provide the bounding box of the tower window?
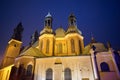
[46,68,53,80]
[14,44,17,47]
[70,19,76,26]
[57,43,62,53]
[79,40,82,54]
[46,39,50,53]
[48,20,51,26]
[59,43,62,53]
[100,62,110,72]
[71,39,75,53]
[45,21,47,26]
[64,68,72,80]
[40,40,43,51]
[71,19,74,25]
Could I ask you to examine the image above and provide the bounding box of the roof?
[40,27,53,35]
[84,42,107,53]
[55,27,65,37]
[45,12,52,17]
[66,26,82,34]
[19,47,45,57]
[31,40,39,47]
[20,40,39,53]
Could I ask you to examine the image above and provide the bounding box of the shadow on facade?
[114,51,120,72]
[9,65,34,80]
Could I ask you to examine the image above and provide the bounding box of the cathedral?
[0,13,120,80]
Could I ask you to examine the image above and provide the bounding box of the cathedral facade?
[0,13,120,80]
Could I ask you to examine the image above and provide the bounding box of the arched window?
[71,39,75,53]
[100,62,110,72]
[48,20,51,26]
[46,68,53,80]
[78,40,82,53]
[26,65,32,76]
[58,43,62,53]
[18,64,24,75]
[71,19,74,25]
[70,19,76,26]
[64,68,72,80]
[46,39,50,53]
[40,40,43,51]
[45,20,47,26]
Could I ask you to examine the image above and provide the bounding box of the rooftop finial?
[107,41,111,48]
[90,32,96,43]
[69,13,75,17]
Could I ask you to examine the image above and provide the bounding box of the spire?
[66,13,82,34]
[40,13,53,35]
[68,13,77,26]
[44,12,53,27]
[45,12,52,18]
[11,22,24,41]
[91,37,97,43]
[107,41,111,48]
[90,32,96,43]
[29,30,39,45]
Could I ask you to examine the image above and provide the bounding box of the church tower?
[44,12,53,27]
[68,13,77,26]
[1,22,23,68]
[66,14,84,55]
[39,13,54,56]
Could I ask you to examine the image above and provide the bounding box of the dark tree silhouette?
[11,22,24,41]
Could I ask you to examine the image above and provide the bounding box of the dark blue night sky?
[0,0,120,57]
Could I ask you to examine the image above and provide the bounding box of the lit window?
[46,39,50,53]
[40,40,43,50]
[46,68,53,80]
[82,78,89,80]
[78,40,82,53]
[58,43,62,53]
[57,43,62,53]
[64,68,72,80]
[100,62,110,72]
[71,39,75,53]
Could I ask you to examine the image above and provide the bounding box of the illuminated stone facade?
[0,13,120,80]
